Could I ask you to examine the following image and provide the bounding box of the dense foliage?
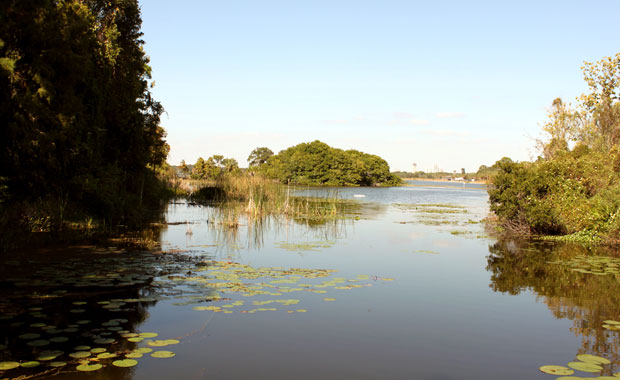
[0,1,168,237]
[191,155,240,179]
[489,53,620,243]
[259,141,401,186]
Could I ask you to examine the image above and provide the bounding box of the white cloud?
[410,119,430,126]
[435,112,465,119]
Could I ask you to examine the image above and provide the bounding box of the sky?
[139,0,620,173]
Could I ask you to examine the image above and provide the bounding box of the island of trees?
[488,53,620,244]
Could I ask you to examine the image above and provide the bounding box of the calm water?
[1,181,619,379]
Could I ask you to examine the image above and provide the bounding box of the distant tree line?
[0,0,168,239]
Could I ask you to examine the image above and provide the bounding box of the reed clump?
[189,175,354,222]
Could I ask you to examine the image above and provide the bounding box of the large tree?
[0,0,167,223]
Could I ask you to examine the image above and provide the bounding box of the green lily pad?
[135,347,153,354]
[151,350,175,358]
[97,352,117,359]
[49,361,67,367]
[138,332,158,338]
[0,361,20,370]
[18,333,40,340]
[126,352,143,358]
[76,363,102,371]
[576,354,611,365]
[539,365,575,375]
[50,336,69,343]
[36,350,64,361]
[112,359,138,367]
[604,320,620,325]
[74,345,91,350]
[90,348,107,353]
[69,351,91,359]
[27,339,50,347]
[21,361,40,368]
[567,361,603,372]
[93,338,115,344]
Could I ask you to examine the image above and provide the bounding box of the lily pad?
[126,352,143,358]
[90,348,107,353]
[93,338,115,344]
[69,351,91,359]
[36,350,64,361]
[151,350,175,358]
[74,345,91,350]
[50,336,69,343]
[138,332,158,338]
[576,354,611,365]
[76,363,102,371]
[49,361,67,367]
[18,333,40,340]
[567,361,603,372]
[21,361,40,368]
[27,339,50,347]
[0,361,20,370]
[539,365,575,375]
[97,352,117,359]
[135,347,153,354]
[112,359,138,367]
[128,337,144,342]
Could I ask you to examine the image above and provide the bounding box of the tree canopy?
[260,141,401,186]
[0,0,168,224]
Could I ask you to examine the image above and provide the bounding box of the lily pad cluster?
[0,250,204,377]
[549,255,620,277]
[157,260,391,314]
[539,353,616,377]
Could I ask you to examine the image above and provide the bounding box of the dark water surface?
[2,181,620,379]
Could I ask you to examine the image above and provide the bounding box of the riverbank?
[402,177,487,184]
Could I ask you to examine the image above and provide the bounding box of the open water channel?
[1,180,620,379]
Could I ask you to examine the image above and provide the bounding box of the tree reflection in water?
[487,239,620,372]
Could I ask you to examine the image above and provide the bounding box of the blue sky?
[140,0,620,172]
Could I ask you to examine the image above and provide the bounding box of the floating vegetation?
[539,353,616,376]
[0,240,394,378]
[76,362,103,371]
[275,240,335,252]
[539,365,574,375]
[151,350,175,358]
[112,359,138,367]
[412,250,440,255]
[548,255,620,277]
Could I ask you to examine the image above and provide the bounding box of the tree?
[0,0,168,224]
[578,53,620,150]
[247,147,274,168]
[222,158,239,173]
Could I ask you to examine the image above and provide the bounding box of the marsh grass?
[190,175,356,224]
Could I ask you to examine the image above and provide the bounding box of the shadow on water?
[0,245,207,380]
[487,239,620,374]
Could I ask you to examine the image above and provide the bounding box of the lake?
[1,180,619,379]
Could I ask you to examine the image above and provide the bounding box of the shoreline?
[402,177,487,184]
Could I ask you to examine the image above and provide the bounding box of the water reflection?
[0,247,205,379]
[171,201,359,254]
[487,239,620,372]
